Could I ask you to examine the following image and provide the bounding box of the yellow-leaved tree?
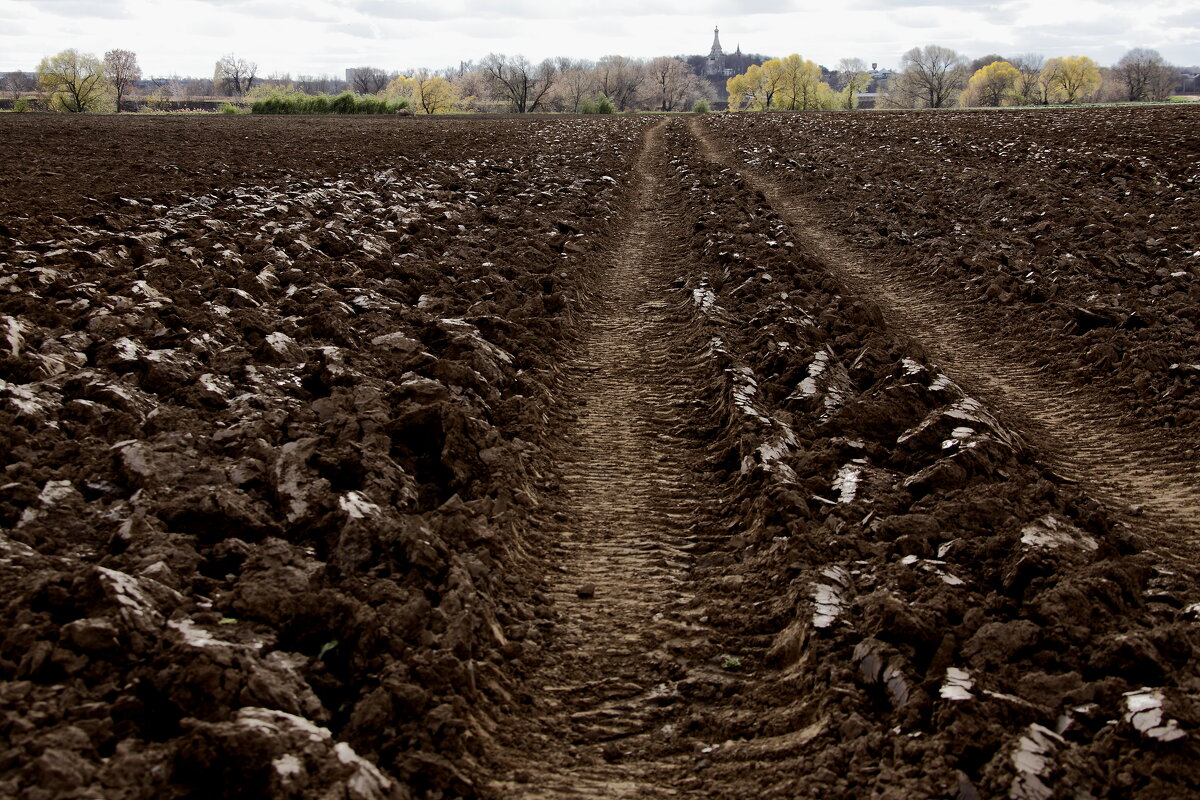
[37,49,112,112]
[728,56,834,111]
[775,54,833,110]
[962,61,1021,107]
[1042,56,1102,104]
[414,74,458,114]
[727,62,780,110]
[386,73,463,114]
[384,75,416,106]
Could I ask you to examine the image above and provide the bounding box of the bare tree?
[595,55,644,110]
[298,74,345,94]
[481,54,557,113]
[350,66,389,94]
[835,57,872,109]
[889,45,968,108]
[1010,54,1050,105]
[646,56,702,111]
[969,54,1006,74]
[103,49,141,112]
[214,54,257,96]
[460,68,495,112]
[167,74,189,99]
[3,70,35,102]
[834,58,870,91]
[553,57,596,112]
[1115,48,1177,101]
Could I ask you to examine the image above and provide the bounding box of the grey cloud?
[1163,9,1200,27]
[653,0,803,13]
[887,8,943,29]
[180,0,340,19]
[350,0,806,22]
[853,0,1018,11]
[242,1,341,20]
[345,0,476,21]
[13,0,132,18]
[0,20,32,36]
[328,21,380,38]
[979,6,1020,25]
[1034,18,1134,41]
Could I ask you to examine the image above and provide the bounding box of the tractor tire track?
[690,117,1200,563]
[489,121,722,799]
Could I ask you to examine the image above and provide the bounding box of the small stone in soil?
[576,584,596,599]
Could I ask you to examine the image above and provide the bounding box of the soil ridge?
[688,117,1200,560]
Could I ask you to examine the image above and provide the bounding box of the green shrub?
[596,95,615,115]
[579,99,597,114]
[248,88,408,115]
[250,95,284,114]
[329,91,357,114]
[220,102,243,114]
[692,98,711,114]
[13,97,32,113]
[359,96,390,114]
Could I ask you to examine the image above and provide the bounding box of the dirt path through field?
[690,118,1200,563]
[489,120,718,798]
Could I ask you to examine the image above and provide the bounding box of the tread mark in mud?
[492,121,713,798]
[687,117,1200,562]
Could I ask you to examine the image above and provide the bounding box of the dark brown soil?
[0,113,654,799]
[694,107,1200,540]
[2,110,1199,800]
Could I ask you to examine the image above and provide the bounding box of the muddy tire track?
[690,117,1200,563]
[489,121,722,798]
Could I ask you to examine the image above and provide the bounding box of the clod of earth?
[2,107,1200,799]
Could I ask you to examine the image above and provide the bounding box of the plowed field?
[1,107,1199,800]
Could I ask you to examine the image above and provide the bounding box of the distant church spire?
[704,25,727,76]
[709,26,724,58]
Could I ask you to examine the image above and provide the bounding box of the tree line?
[12,49,719,114]
[723,47,1185,112]
[886,46,1181,109]
[726,56,874,111]
[9,45,1191,114]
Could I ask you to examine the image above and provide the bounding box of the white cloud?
[0,0,1196,74]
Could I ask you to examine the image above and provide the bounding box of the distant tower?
[704,26,725,76]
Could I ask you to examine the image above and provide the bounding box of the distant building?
[695,25,762,108]
[703,26,750,79]
[704,27,726,77]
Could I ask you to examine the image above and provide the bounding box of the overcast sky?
[2,0,1197,77]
